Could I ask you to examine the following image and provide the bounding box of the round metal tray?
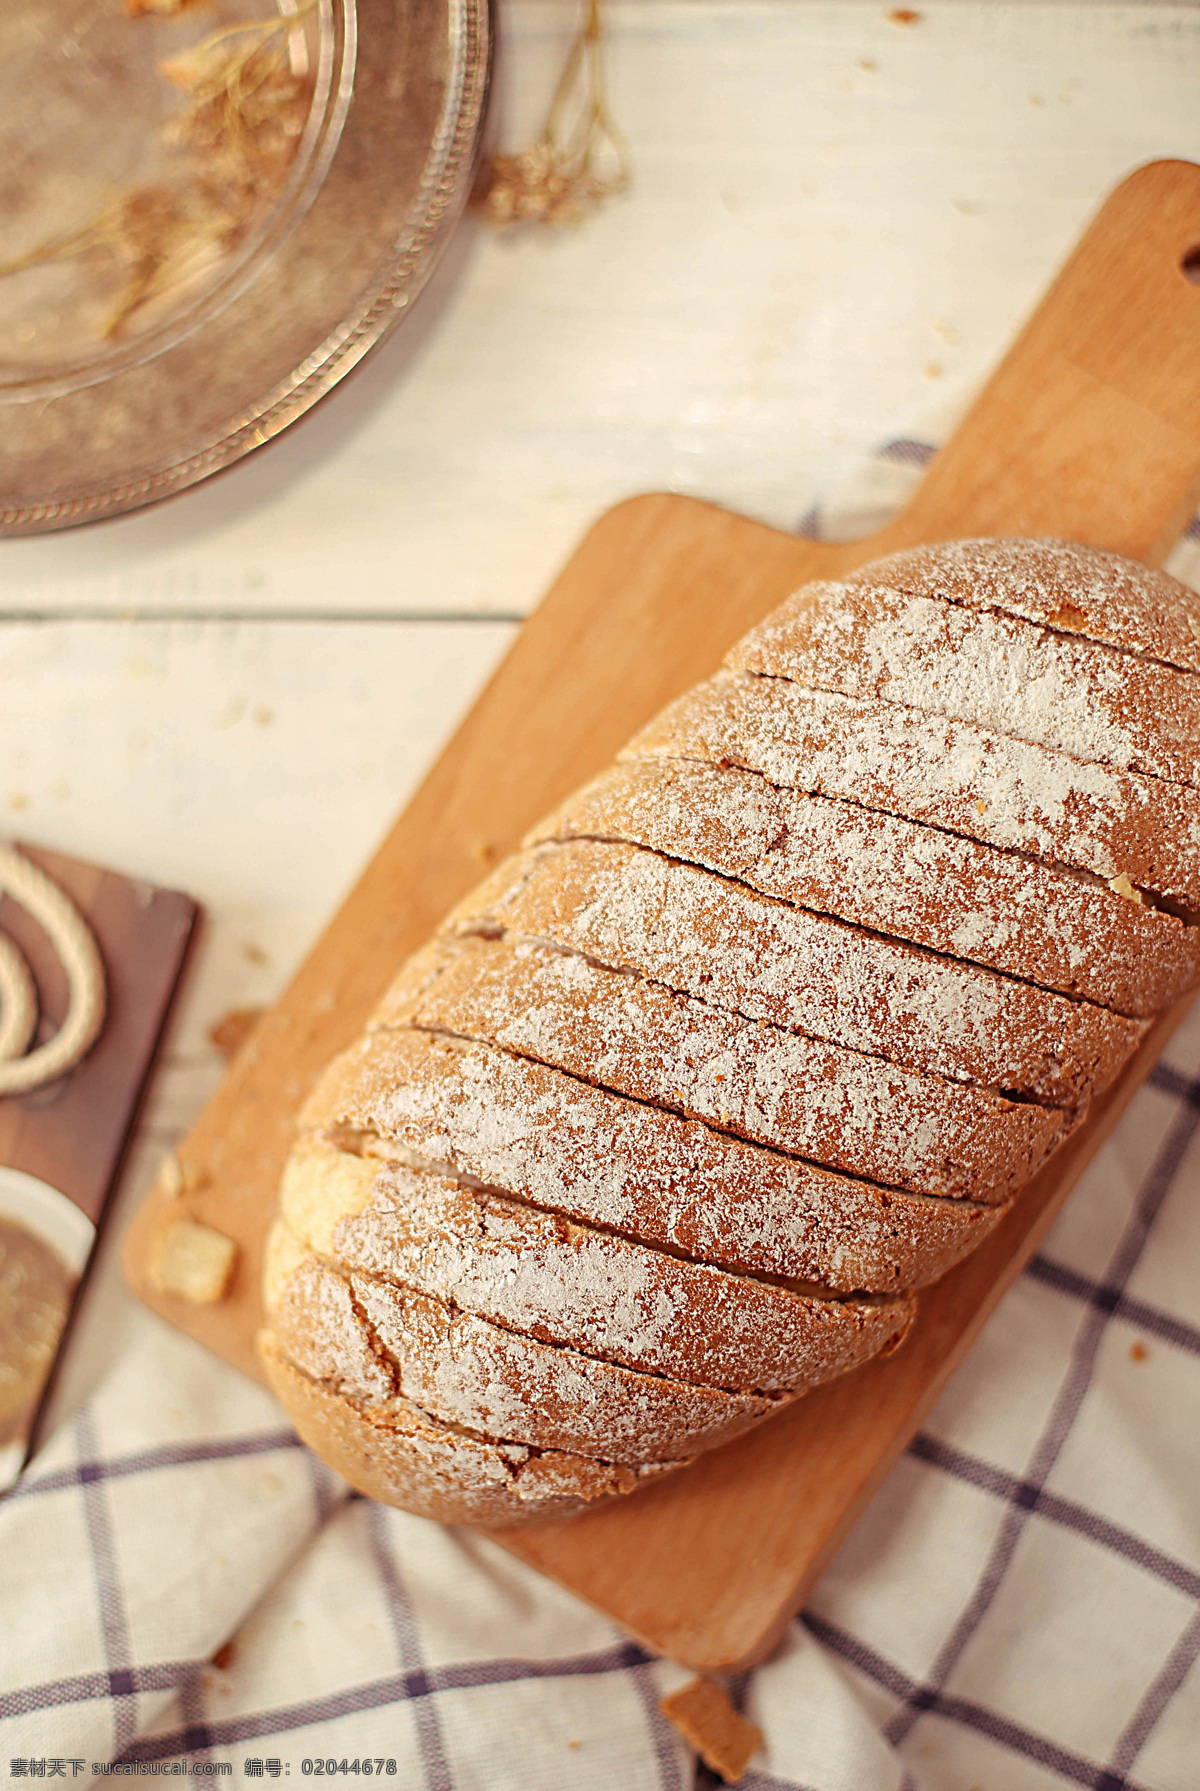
[0,0,490,533]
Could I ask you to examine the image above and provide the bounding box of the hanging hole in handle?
[1181,246,1200,285]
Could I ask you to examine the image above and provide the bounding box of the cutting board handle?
[873,159,1200,564]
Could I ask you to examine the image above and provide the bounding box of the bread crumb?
[1107,872,1143,905]
[158,1153,209,1200]
[211,1640,236,1670]
[660,1677,762,1783]
[158,1153,185,1200]
[887,7,921,22]
[151,1217,237,1304]
[209,1006,266,1062]
[974,798,987,816]
[1130,1340,1148,1363]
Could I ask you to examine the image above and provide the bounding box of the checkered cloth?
[3,442,1200,1790]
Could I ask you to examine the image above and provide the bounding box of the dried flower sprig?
[0,5,315,339]
[478,0,630,227]
[0,186,229,339]
[161,10,315,211]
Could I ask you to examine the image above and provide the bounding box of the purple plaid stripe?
[1025,1257,1200,1359]
[75,1409,138,1757]
[1148,1063,1200,1107]
[909,1432,1200,1600]
[305,1449,344,1525]
[630,1661,687,1791]
[114,1644,652,1765]
[880,1080,1200,1768]
[175,1676,213,1771]
[0,1660,202,1723]
[0,1428,324,1743]
[365,1503,454,1791]
[878,439,937,467]
[1100,1609,1200,1790]
[3,1431,304,1505]
[803,1612,1156,1791]
[721,1772,824,1791]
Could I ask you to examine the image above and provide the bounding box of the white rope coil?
[0,844,106,1096]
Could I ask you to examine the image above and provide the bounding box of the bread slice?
[729,577,1200,792]
[448,838,1144,1108]
[279,1140,914,1393]
[629,670,1200,909]
[847,537,1200,675]
[268,1244,778,1463]
[531,758,1200,1017]
[301,1027,1000,1292]
[259,1330,680,1524]
[376,936,1060,1203]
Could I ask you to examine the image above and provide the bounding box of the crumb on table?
[150,1217,237,1305]
[659,1676,762,1783]
[209,1006,266,1062]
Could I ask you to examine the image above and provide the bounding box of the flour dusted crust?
[448,838,1143,1108]
[260,1333,677,1525]
[300,1028,998,1292]
[269,1246,779,1463]
[279,1142,913,1392]
[531,759,1200,1017]
[731,578,1200,793]
[376,936,1060,1203]
[852,537,1200,675]
[265,538,1200,1524]
[630,671,1200,909]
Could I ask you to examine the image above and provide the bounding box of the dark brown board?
[3,844,197,1476]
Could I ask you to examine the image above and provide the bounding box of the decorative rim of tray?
[0,0,491,535]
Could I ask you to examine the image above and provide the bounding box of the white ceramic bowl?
[0,1166,94,1279]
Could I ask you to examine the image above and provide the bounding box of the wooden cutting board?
[125,158,1200,1670]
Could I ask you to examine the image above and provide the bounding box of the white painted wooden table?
[5,0,1200,1430]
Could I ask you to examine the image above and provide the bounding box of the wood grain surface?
[125,159,1200,1668]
